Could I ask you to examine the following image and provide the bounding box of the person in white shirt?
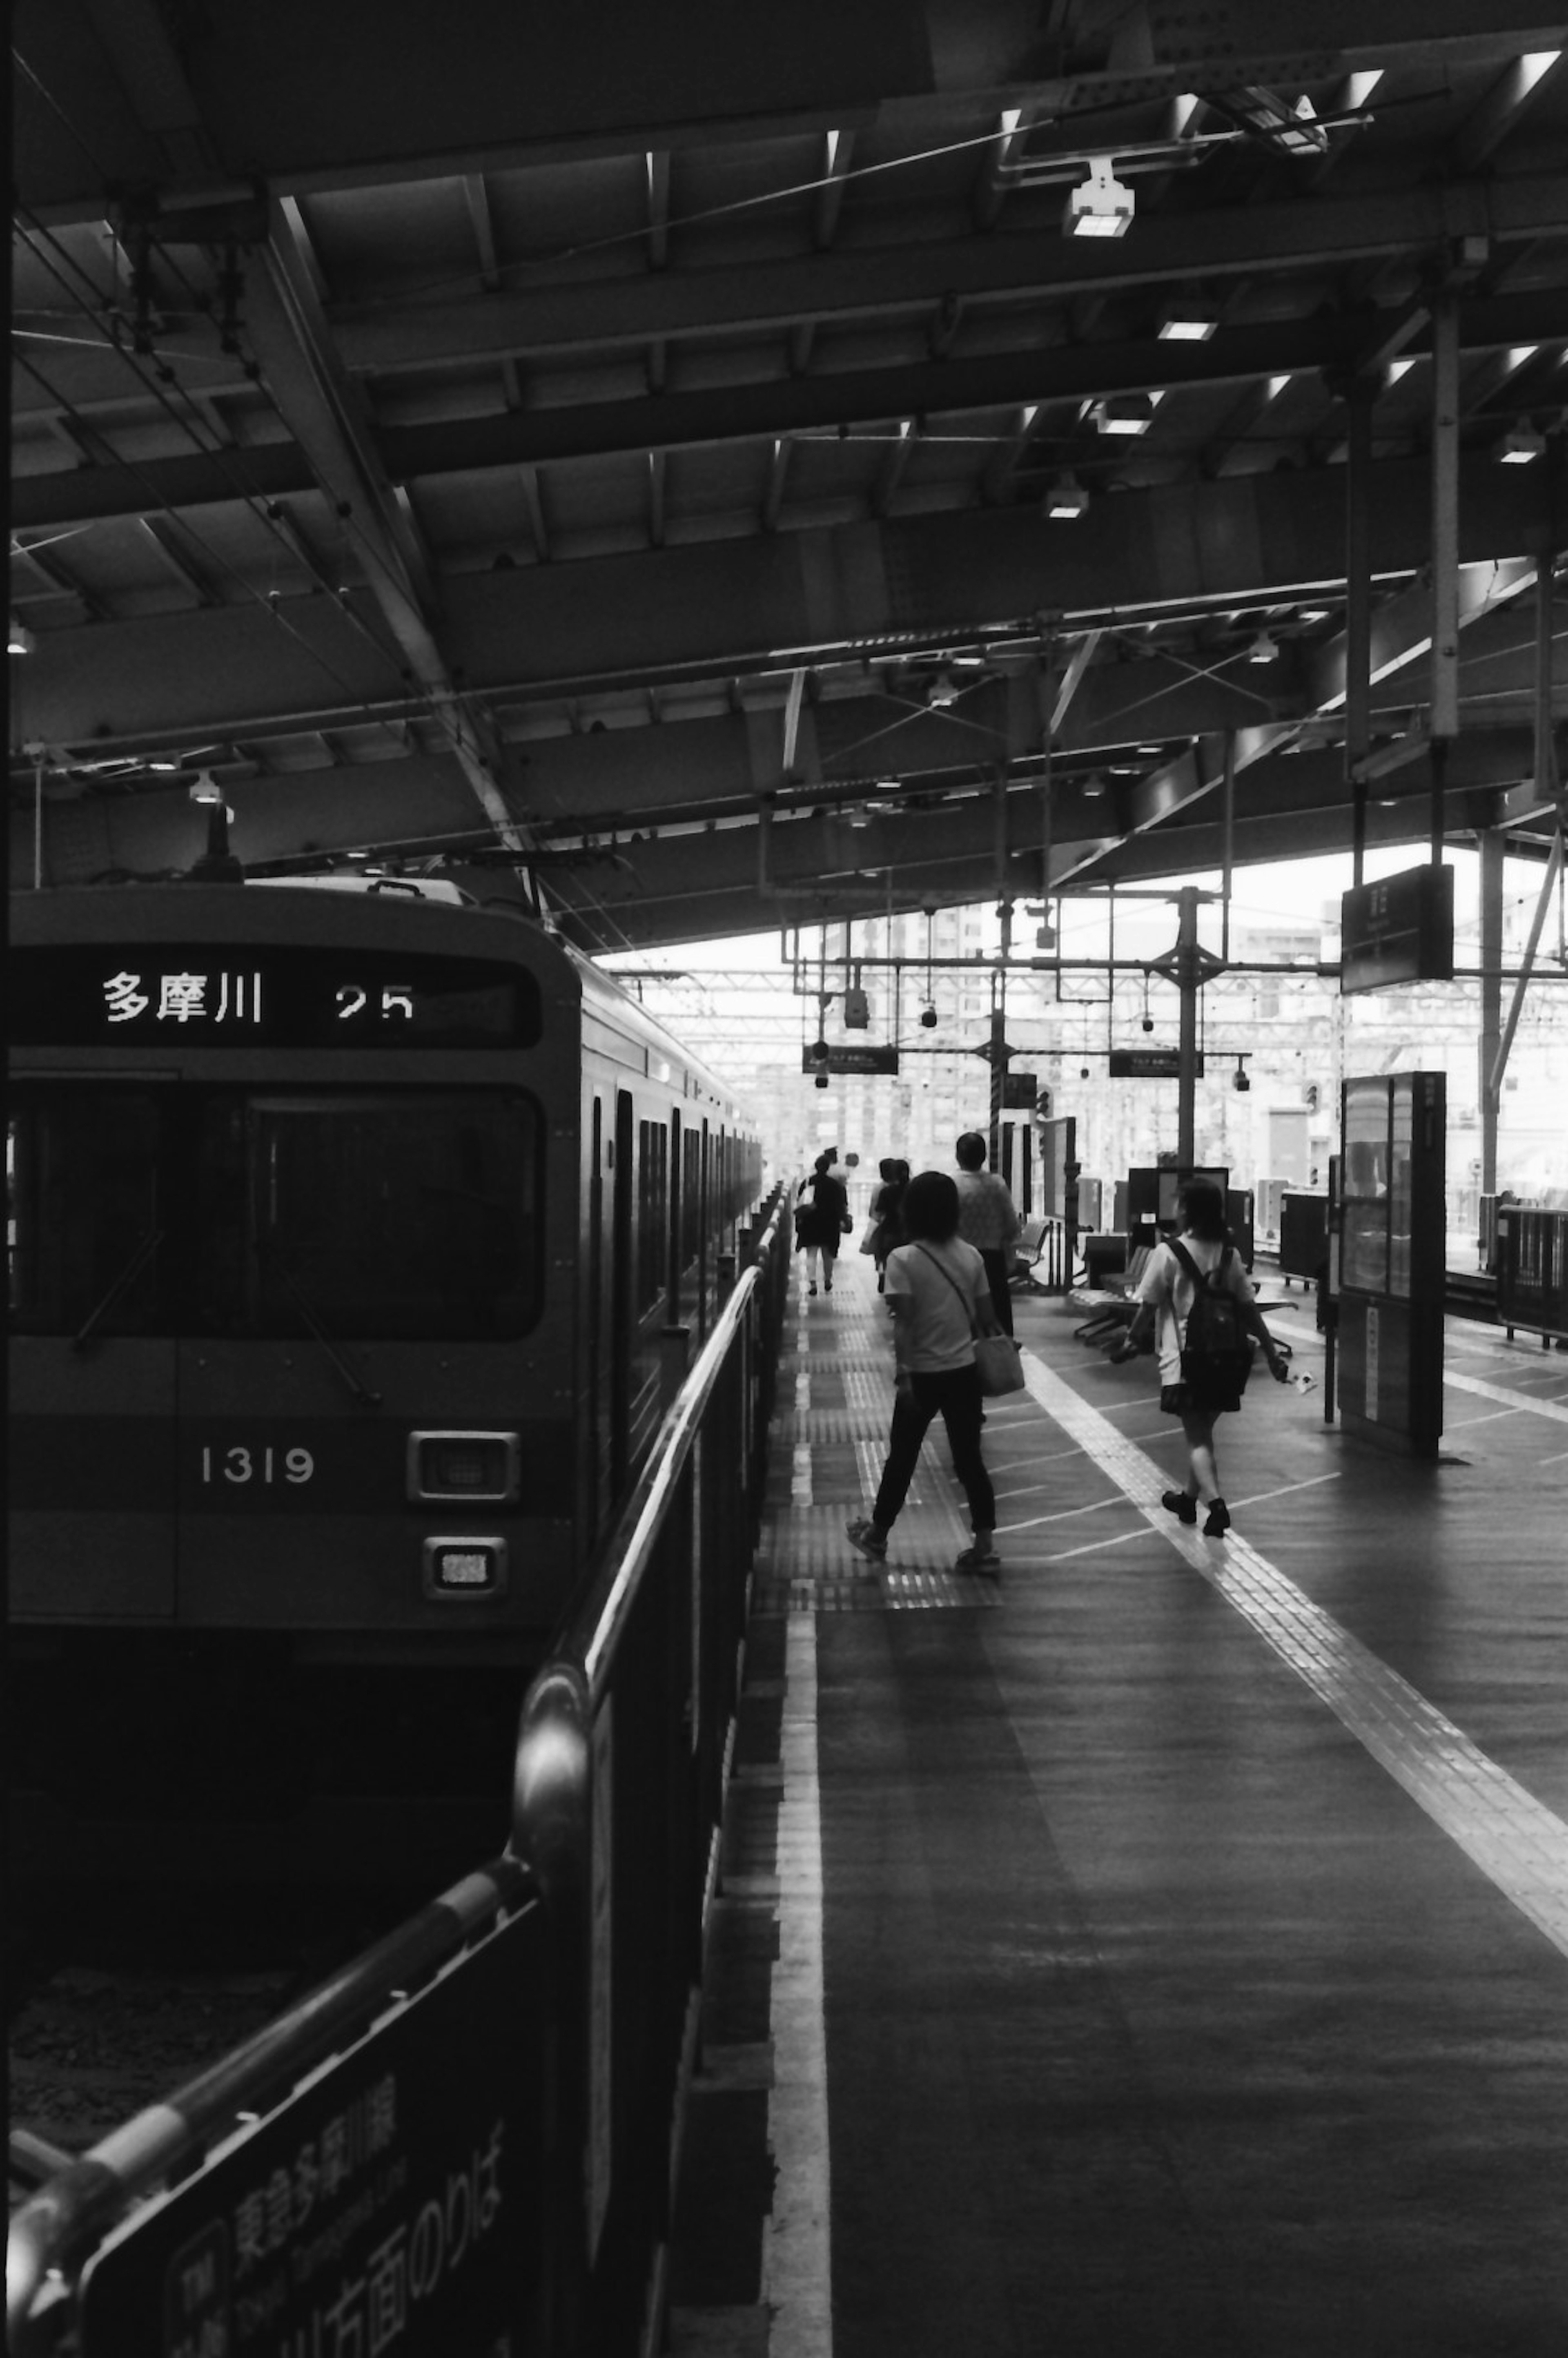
[846,1169,1005,1577]
[954,1130,1023,1335]
[1114,1177,1287,1537]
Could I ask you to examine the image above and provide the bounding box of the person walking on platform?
[795,1149,850,1295]
[954,1130,1023,1335]
[1112,1176,1289,1536]
[846,1169,1004,1576]
[867,1155,908,1293]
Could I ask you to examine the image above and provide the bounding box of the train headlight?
[423,1536,509,1598]
[408,1431,521,1504]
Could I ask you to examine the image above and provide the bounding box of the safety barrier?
[1496,1206,1568,1344]
[7,1190,792,2358]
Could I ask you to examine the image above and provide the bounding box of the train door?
[667,1110,683,1328]
[610,1088,635,1493]
[8,1081,180,1618]
[584,1091,608,1540]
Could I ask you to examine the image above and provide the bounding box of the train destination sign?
[78,1905,549,2358]
[1108,1048,1205,1078]
[12,946,542,1049]
[801,1044,900,1074]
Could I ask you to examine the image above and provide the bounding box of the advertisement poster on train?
[77,1906,550,2357]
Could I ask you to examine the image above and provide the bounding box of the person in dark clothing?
[795,1149,850,1294]
[868,1156,907,1293]
[846,1168,1004,1576]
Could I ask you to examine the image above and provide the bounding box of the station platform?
[669,1248,1568,2357]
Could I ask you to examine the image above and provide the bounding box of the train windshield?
[9,1086,541,1339]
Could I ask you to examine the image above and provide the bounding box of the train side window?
[200,1089,541,1339]
[8,1088,164,1334]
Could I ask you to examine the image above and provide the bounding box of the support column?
[1342,375,1377,886]
[1176,886,1200,1167]
[1478,831,1504,1197]
[1430,290,1461,860]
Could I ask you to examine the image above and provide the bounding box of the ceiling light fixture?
[9,617,36,655]
[1499,417,1546,463]
[1065,157,1134,240]
[1093,392,1155,436]
[1081,771,1106,798]
[925,665,960,707]
[1250,631,1278,663]
[1158,299,1218,341]
[1044,470,1089,518]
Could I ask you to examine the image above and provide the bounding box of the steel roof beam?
[20,284,1568,537]
[326,174,1568,375]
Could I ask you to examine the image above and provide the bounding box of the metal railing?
[8,1188,791,2358]
[1496,1206,1568,1344]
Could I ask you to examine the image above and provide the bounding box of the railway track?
[6,1877,402,2206]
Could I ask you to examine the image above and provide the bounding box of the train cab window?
[9,1089,165,1334]
[203,1090,541,1338]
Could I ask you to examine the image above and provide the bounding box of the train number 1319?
[200,1446,316,1484]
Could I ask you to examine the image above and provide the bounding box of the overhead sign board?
[1340,863,1454,994]
[1108,1049,1204,1078]
[801,1045,900,1074]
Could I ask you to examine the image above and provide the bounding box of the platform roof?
[11,1,1568,951]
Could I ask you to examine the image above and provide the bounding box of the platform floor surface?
[669,1252,1568,2358]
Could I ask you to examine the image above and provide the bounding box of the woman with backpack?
[1113,1177,1289,1537]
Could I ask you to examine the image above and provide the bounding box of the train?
[8,873,764,1861]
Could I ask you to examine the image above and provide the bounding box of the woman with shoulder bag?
[1113,1177,1288,1537]
[846,1168,1005,1577]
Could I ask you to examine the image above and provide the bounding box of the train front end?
[8,880,590,1850]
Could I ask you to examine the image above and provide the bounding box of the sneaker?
[845,1517,887,1561]
[1161,1489,1198,1525]
[954,1544,1002,1578]
[1203,1498,1231,1538]
[807,1282,817,1295]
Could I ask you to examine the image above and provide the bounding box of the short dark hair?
[902,1169,960,1241]
[1178,1178,1227,1241]
[879,1157,900,1182]
[955,1131,987,1171]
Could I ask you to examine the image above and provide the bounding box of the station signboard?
[78,1906,550,2358]
[801,1045,900,1074]
[1107,1049,1205,1078]
[1340,863,1454,993]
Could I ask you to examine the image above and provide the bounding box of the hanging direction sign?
[801,1045,900,1074]
[1107,1048,1205,1078]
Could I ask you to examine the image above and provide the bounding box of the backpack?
[1167,1239,1252,1396]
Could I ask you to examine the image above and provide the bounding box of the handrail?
[7,1857,532,2354]
[556,1189,785,1701]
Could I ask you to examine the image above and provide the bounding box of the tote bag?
[913,1246,1026,1395]
[973,1333,1025,1396]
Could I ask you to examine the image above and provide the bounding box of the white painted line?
[1020,1349,1568,1962]
[1446,1369,1568,1426]
[765,1614,833,2358]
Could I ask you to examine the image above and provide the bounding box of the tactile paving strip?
[1019,1346,1568,1962]
[763,1272,1002,1608]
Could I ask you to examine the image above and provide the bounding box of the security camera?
[1233,1062,1250,1093]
